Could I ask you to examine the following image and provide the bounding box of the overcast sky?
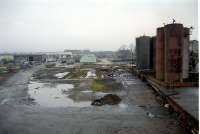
[0,0,198,52]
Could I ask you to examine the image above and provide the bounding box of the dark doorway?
[29,56,34,61]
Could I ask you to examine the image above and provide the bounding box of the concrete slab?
[171,87,198,120]
[147,78,199,121]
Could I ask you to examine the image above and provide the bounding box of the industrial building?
[0,55,14,64]
[189,40,199,73]
[80,54,97,64]
[14,54,45,65]
[155,23,190,82]
[136,36,154,70]
[45,52,74,64]
[189,40,198,54]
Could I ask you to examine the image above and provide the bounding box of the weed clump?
[69,69,87,79]
[90,80,107,92]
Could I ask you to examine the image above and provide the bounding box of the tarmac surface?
[0,65,187,134]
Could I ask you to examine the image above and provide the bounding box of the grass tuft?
[90,80,107,92]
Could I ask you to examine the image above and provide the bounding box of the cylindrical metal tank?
[164,23,184,82]
[136,36,152,70]
[182,28,190,79]
[155,27,165,80]
[151,36,156,71]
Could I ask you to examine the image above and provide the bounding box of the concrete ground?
[0,65,187,134]
[172,87,198,121]
[147,77,198,122]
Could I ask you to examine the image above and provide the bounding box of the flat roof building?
[80,54,97,64]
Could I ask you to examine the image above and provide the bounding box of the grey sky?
[0,0,198,52]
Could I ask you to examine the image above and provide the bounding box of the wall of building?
[14,54,44,64]
[14,55,28,64]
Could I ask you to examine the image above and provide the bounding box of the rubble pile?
[91,94,121,106]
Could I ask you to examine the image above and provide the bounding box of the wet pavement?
[28,81,92,107]
[147,77,199,122]
[0,65,187,134]
[171,87,198,121]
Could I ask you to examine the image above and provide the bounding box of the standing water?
[28,81,91,107]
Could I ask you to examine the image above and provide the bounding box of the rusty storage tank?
[136,36,152,70]
[155,27,165,81]
[164,23,184,82]
[136,37,141,69]
[151,36,156,72]
[182,27,190,79]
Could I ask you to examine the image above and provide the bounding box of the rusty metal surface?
[164,24,184,82]
[155,24,190,83]
[156,27,165,80]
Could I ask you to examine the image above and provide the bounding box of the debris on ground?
[147,112,155,118]
[45,63,56,68]
[85,70,97,78]
[68,69,87,79]
[54,72,69,79]
[91,94,121,106]
[164,103,170,108]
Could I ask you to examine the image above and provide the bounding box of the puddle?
[54,72,69,79]
[81,90,93,93]
[28,81,91,107]
[118,103,128,109]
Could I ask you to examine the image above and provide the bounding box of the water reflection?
[28,81,91,107]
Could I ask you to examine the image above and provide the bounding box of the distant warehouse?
[80,54,97,64]
[14,54,45,64]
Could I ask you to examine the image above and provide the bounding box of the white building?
[46,52,74,64]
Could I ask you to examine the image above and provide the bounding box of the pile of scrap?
[91,94,121,106]
[45,63,56,68]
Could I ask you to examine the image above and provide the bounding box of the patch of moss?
[90,80,107,92]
